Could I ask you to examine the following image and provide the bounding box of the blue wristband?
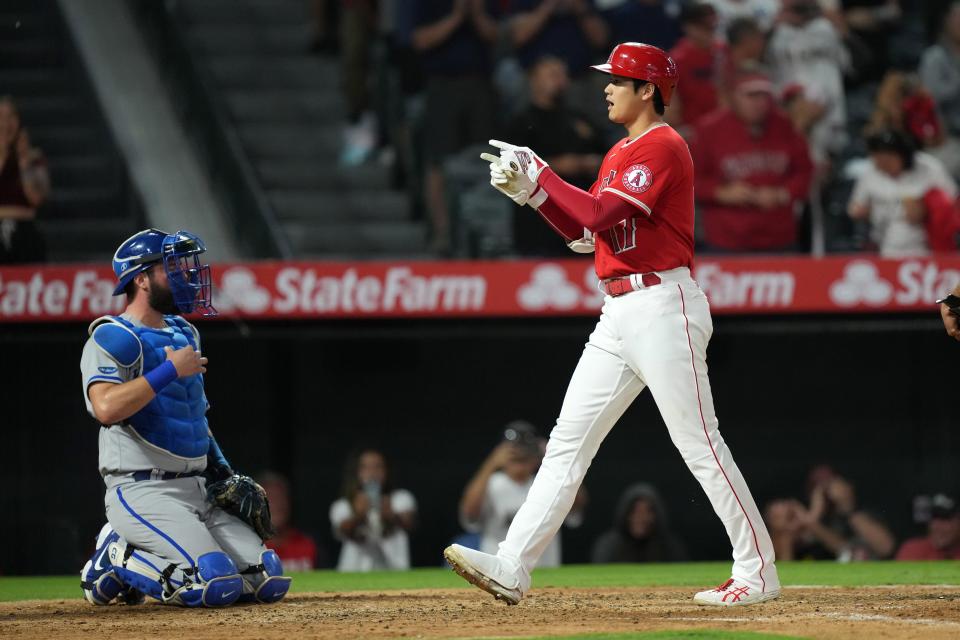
[144,360,178,393]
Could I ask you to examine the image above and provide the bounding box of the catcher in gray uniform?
[78,228,291,607]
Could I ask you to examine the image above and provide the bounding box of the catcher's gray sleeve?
[80,337,137,417]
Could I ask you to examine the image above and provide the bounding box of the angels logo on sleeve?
[622,164,653,193]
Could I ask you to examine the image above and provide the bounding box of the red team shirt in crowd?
[895,537,960,561]
[668,38,725,126]
[265,528,318,572]
[692,108,813,250]
[587,124,695,279]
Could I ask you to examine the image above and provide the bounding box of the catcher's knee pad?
[240,550,292,604]
[165,552,243,608]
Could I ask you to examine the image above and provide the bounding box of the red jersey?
[265,528,318,572]
[590,124,695,279]
[895,537,960,561]
[692,107,813,251]
[669,38,725,126]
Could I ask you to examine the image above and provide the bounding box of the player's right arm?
[459,442,513,522]
[82,324,207,425]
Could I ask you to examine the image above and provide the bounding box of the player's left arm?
[205,431,234,482]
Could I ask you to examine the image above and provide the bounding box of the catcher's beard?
[147,271,180,315]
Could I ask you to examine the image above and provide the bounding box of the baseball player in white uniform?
[444,42,780,607]
[78,228,292,607]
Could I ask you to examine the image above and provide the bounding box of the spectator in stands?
[590,483,687,563]
[767,0,848,167]
[508,1,609,75]
[330,448,417,571]
[258,470,322,571]
[941,282,960,340]
[410,0,499,255]
[923,0,956,43]
[718,16,768,107]
[766,465,896,561]
[920,3,960,158]
[507,1,610,126]
[847,129,958,257]
[869,72,944,151]
[896,493,960,560]
[668,3,725,133]
[0,96,49,264]
[459,421,586,568]
[839,0,901,83]
[705,0,781,35]
[867,71,960,178]
[597,0,682,53]
[338,0,377,166]
[692,71,813,252]
[725,16,767,75]
[506,56,606,255]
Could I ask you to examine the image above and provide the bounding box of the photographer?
[939,283,960,341]
[329,449,417,571]
[459,421,586,567]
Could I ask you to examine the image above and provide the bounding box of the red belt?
[601,273,662,297]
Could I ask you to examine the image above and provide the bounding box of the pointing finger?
[489,139,514,151]
[480,152,501,164]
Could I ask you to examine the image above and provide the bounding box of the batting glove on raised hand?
[488,139,549,183]
[480,139,550,207]
[481,154,535,205]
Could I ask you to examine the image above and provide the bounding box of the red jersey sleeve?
[598,140,678,218]
[535,173,643,235]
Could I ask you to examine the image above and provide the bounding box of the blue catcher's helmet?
[112,229,167,295]
[112,228,217,316]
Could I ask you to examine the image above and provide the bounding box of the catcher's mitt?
[206,474,275,540]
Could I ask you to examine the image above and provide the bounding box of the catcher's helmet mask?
[112,228,217,316]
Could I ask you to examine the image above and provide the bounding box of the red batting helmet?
[590,42,678,106]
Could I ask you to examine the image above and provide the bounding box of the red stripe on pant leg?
[678,285,767,593]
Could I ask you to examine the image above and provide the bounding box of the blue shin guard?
[167,552,243,607]
[240,550,292,604]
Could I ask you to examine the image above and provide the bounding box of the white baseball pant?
[497,267,778,593]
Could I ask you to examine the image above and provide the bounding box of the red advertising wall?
[1,255,958,322]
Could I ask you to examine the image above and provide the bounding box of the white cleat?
[693,578,781,607]
[443,544,524,605]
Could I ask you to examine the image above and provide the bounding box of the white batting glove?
[488,139,549,184]
[481,154,535,205]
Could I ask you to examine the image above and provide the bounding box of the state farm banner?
[0,256,958,322]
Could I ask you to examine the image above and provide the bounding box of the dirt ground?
[3,586,959,640]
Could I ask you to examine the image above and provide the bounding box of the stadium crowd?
[259,422,959,571]
[5,1,960,263]
[311,0,960,257]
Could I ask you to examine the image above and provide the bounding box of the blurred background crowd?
[259,420,959,571]
[1,0,957,577]
[4,0,960,263]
